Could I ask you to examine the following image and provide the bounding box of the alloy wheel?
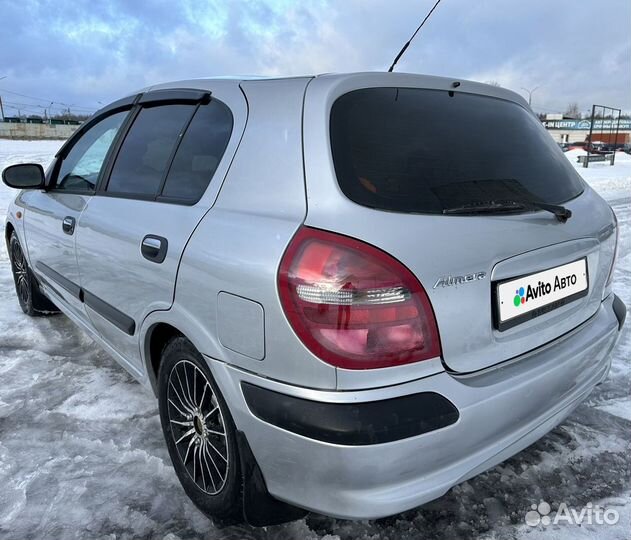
[11,240,30,306]
[167,360,230,495]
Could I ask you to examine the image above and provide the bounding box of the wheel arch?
[144,321,184,395]
[141,305,225,396]
[5,220,15,252]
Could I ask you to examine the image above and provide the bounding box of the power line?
[0,87,97,111]
[4,103,40,111]
[3,99,56,108]
[2,101,93,117]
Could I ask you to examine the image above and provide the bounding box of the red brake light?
[278,227,441,369]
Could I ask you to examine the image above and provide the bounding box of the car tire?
[9,232,59,316]
[158,337,242,524]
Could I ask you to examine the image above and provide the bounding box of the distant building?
[543,117,631,144]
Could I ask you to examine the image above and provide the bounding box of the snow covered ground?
[0,139,629,540]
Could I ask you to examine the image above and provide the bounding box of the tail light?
[278,227,441,369]
[605,210,619,288]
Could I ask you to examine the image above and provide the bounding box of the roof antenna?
[388,0,443,73]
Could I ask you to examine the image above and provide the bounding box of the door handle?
[141,235,168,263]
[62,216,75,235]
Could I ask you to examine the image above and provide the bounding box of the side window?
[161,101,233,202]
[56,111,128,192]
[106,105,194,196]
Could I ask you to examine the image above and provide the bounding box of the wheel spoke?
[192,443,198,482]
[198,445,207,491]
[203,441,225,481]
[170,418,193,427]
[168,396,190,419]
[201,443,217,492]
[169,381,193,417]
[205,439,228,463]
[175,427,196,445]
[183,364,195,411]
[193,368,197,407]
[199,383,208,411]
[195,442,208,492]
[204,405,219,421]
[176,367,195,410]
[182,434,196,464]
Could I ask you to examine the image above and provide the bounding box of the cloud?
[0,0,629,116]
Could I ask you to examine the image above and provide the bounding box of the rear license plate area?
[494,258,589,331]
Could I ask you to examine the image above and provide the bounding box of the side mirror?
[1,163,46,189]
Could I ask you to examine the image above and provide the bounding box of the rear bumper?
[208,294,624,520]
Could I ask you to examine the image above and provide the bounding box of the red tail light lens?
[278,227,441,369]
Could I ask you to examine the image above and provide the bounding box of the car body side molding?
[36,261,82,300]
[83,291,136,336]
[35,261,136,336]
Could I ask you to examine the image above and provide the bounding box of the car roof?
[142,74,314,91]
[131,72,529,110]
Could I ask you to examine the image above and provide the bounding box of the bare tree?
[485,80,501,87]
[51,111,90,122]
[564,102,581,119]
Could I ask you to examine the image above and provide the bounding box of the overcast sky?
[1,0,629,117]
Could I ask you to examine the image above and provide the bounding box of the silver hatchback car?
[3,73,626,526]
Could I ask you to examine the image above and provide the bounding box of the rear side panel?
[173,77,338,390]
[303,73,615,378]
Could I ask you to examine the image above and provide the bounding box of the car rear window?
[330,88,585,214]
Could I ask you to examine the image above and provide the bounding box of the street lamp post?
[40,102,54,123]
[521,85,540,106]
[0,76,6,121]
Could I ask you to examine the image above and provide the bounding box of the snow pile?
[564,150,631,202]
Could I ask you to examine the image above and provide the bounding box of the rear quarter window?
[161,100,233,202]
[330,88,585,214]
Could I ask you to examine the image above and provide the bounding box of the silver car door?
[23,107,130,326]
[75,89,239,374]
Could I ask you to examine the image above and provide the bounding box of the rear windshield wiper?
[443,199,572,222]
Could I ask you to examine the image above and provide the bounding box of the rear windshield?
[330,88,584,214]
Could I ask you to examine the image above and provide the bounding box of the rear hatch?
[302,74,617,373]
